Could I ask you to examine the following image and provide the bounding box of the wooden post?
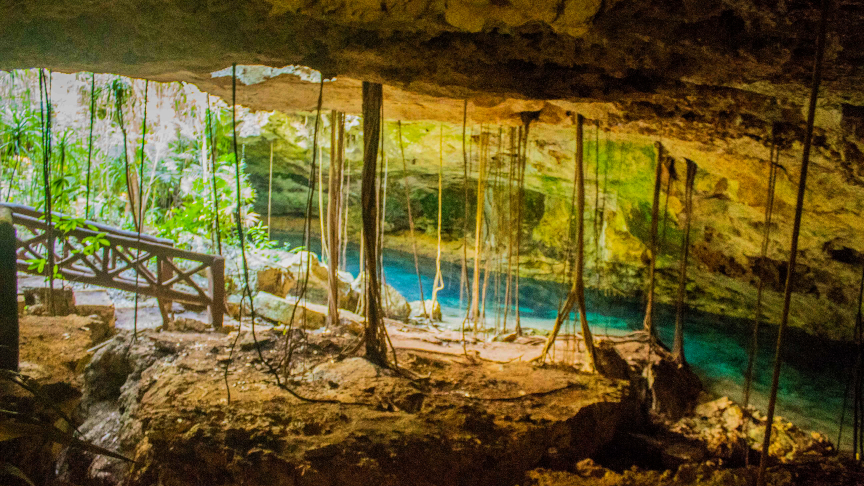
[209,256,225,330]
[157,256,173,327]
[0,207,19,371]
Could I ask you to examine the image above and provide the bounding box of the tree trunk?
[361,82,388,366]
[673,159,697,364]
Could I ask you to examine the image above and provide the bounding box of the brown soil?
[19,314,108,388]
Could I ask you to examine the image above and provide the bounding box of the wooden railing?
[1,203,224,329]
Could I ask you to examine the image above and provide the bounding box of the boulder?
[252,292,326,330]
[253,251,358,310]
[408,299,442,321]
[352,272,411,321]
[645,357,702,421]
[594,340,630,380]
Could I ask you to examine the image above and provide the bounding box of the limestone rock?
[252,250,358,310]
[252,292,326,330]
[671,396,835,463]
[408,299,442,321]
[225,294,247,320]
[352,272,411,321]
[646,357,702,421]
[594,340,630,381]
[74,289,116,330]
[164,316,209,333]
[23,287,75,316]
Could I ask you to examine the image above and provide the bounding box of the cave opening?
[1,0,864,484]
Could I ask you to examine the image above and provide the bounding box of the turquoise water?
[277,232,852,448]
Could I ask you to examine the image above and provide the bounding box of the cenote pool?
[276,232,851,448]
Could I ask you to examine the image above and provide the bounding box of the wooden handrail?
[0,203,174,246]
[5,203,224,329]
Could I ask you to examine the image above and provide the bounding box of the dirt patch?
[19,314,111,388]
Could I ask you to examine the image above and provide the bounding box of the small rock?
[408,299,442,321]
[165,316,209,333]
[493,332,518,342]
[574,458,606,478]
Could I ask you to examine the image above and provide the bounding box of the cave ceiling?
[1,0,863,169]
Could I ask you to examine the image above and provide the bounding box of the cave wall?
[240,110,863,341]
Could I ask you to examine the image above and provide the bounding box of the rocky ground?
[4,278,855,486]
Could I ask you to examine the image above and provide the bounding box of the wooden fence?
[1,203,224,329]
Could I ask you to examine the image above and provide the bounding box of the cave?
[1,0,864,485]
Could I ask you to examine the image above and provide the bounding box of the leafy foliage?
[0,70,268,253]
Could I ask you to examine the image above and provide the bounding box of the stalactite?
[398,121,428,319]
[643,141,664,340]
[672,159,697,364]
